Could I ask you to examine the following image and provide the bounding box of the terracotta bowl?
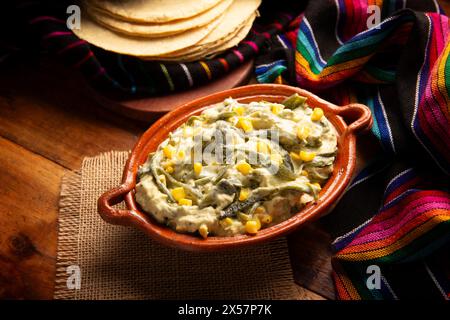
[98,84,372,251]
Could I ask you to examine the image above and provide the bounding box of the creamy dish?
[135,94,337,238]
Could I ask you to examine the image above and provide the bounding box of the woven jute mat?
[54,151,301,299]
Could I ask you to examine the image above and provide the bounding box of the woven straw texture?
[54,151,300,300]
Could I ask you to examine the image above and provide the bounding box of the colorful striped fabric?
[332,168,450,299]
[2,1,296,96]
[256,0,449,299]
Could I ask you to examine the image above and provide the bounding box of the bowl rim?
[98,84,372,251]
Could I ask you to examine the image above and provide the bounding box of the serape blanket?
[256,0,450,300]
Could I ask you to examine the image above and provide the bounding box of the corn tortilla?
[73,10,223,56]
[87,0,223,23]
[86,0,233,38]
[143,13,255,62]
[194,0,260,47]
[141,0,260,59]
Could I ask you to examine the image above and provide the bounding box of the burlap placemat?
[54,151,301,300]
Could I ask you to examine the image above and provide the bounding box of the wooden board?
[288,224,335,299]
[0,63,142,170]
[0,137,64,299]
[93,61,254,121]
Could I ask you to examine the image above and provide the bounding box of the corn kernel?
[299,150,316,162]
[193,162,202,176]
[171,187,186,201]
[237,117,253,132]
[236,161,252,175]
[163,161,174,172]
[290,151,302,161]
[162,161,172,168]
[233,105,245,116]
[223,217,234,226]
[270,153,283,165]
[178,198,192,206]
[245,219,261,235]
[259,214,273,224]
[257,141,270,154]
[165,165,174,174]
[177,150,185,159]
[301,170,309,177]
[255,217,261,229]
[297,126,311,140]
[312,182,322,189]
[271,104,284,115]
[199,224,208,239]
[311,107,324,121]
[254,206,267,215]
[239,188,250,201]
[163,145,174,159]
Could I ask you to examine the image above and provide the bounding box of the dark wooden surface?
[1,1,448,299]
[95,61,254,120]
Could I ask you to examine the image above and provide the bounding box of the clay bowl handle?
[336,103,373,135]
[97,183,135,225]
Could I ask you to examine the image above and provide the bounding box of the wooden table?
[1,1,448,299]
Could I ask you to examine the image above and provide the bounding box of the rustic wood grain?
[0,63,142,171]
[0,136,65,299]
[288,224,335,300]
[296,285,327,300]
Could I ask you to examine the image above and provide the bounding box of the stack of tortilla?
[73,0,261,62]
